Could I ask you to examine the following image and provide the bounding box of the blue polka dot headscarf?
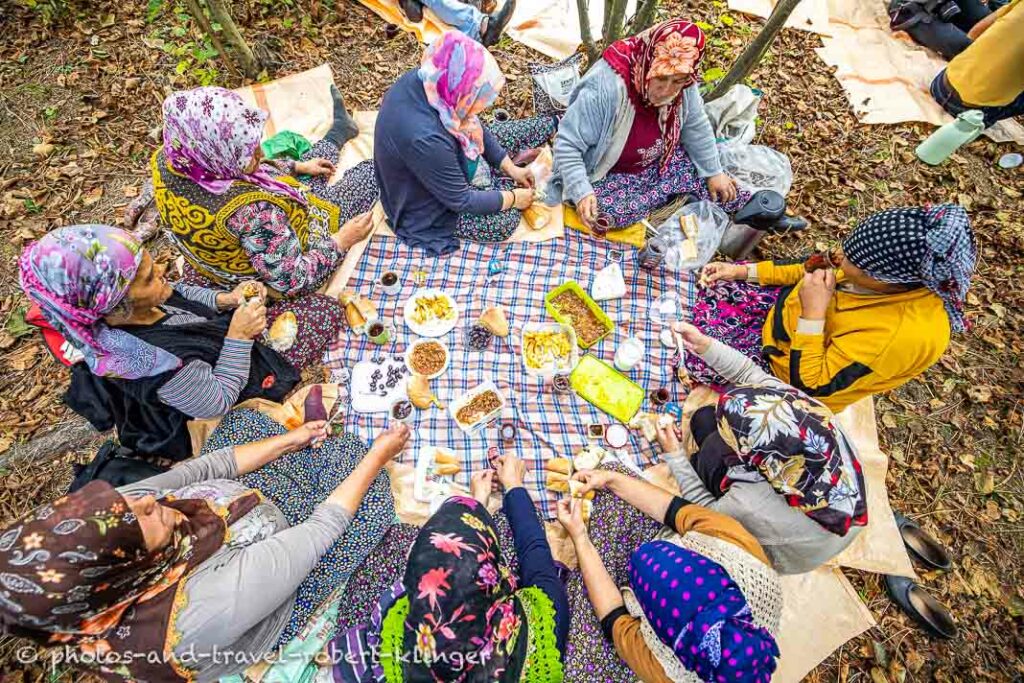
[629,540,779,682]
[842,204,976,332]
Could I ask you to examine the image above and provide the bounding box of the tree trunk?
[705,0,802,102]
[633,0,659,32]
[0,418,100,470]
[183,0,240,78]
[577,0,600,66]
[606,0,629,43]
[205,0,262,79]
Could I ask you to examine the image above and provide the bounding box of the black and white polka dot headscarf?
[843,204,976,332]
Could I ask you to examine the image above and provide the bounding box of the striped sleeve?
[172,283,221,311]
[157,338,253,418]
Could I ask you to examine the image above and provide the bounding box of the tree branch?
[706,0,802,102]
[0,418,100,471]
[183,0,240,78]
[606,0,628,43]
[204,0,262,79]
[577,0,600,67]
[633,0,659,32]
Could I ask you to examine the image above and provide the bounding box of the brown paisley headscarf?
[0,480,260,682]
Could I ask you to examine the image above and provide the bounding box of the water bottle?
[916,110,985,165]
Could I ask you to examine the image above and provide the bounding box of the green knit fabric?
[515,587,564,683]
[380,596,410,683]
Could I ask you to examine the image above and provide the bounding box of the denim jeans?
[931,69,1024,127]
[421,0,485,39]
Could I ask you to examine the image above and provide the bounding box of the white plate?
[520,322,579,378]
[449,380,506,433]
[405,338,450,379]
[350,358,408,414]
[403,288,459,338]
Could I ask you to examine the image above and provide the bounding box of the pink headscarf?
[162,87,306,204]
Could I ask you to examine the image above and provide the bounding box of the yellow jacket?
[754,260,951,413]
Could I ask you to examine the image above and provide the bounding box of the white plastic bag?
[703,84,762,144]
[718,141,793,197]
[658,201,731,272]
[530,54,583,116]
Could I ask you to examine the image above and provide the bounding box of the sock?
[324,84,359,148]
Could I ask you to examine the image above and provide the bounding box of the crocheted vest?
[150,150,341,286]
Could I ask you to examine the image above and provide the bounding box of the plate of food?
[449,381,505,433]
[545,281,614,349]
[414,445,465,508]
[405,338,450,379]
[350,357,409,414]
[521,322,579,377]
[404,289,459,337]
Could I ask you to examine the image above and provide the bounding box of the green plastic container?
[570,355,645,424]
[545,281,613,349]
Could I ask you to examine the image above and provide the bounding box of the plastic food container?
[449,380,506,433]
[520,322,580,378]
[544,281,614,349]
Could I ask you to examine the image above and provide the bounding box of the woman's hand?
[799,268,836,320]
[572,469,617,496]
[333,211,374,250]
[295,158,337,177]
[556,498,588,541]
[506,164,535,188]
[222,280,266,309]
[707,173,738,203]
[495,454,527,490]
[227,299,267,340]
[367,423,411,465]
[511,188,535,210]
[285,420,329,452]
[471,470,496,505]
[576,193,598,229]
[702,262,747,285]
[670,321,711,355]
[655,419,682,454]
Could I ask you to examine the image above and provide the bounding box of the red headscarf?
[603,19,707,173]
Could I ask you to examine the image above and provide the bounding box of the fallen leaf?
[976,470,994,495]
[7,344,39,372]
[967,385,993,403]
[32,142,55,157]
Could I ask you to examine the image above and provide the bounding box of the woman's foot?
[325,84,359,148]
[481,0,516,47]
[400,0,424,22]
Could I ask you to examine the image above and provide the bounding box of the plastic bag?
[703,84,762,144]
[530,53,583,116]
[718,141,793,197]
[658,201,730,272]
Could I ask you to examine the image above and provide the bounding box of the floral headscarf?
[419,33,506,161]
[842,204,976,333]
[716,386,868,536]
[603,19,707,173]
[0,481,260,682]
[629,541,779,682]
[372,496,562,682]
[18,225,181,380]
[162,87,306,204]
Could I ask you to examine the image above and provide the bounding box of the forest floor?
[0,0,1022,680]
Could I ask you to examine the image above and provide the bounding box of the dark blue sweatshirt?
[374,69,508,256]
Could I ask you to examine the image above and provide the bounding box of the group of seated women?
[3,13,980,683]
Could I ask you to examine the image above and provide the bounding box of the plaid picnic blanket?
[324,230,697,518]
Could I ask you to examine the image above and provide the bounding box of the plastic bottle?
[915,110,985,165]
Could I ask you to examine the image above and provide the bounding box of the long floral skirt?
[201,409,395,644]
[592,146,751,228]
[454,115,559,243]
[564,465,664,683]
[683,279,782,386]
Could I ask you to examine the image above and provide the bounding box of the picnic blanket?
[354,0,636,60]
[727,0,1024,144]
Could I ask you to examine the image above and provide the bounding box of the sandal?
[883,574,958,639]
[895,511,952,571]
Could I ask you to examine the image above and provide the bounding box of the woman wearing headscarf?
[686,204,977,413]
[19,225,341,464]
[0,418,409,683]
[661,322,868,574]
[555,464,782,682]
[374,32,557,255]
[550,19,747,231]
[151,85,376,296]
[330,453,569,682]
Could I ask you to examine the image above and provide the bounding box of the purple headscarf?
[162,87,306,204]
[629,541,779,682]
[18,225,181,380]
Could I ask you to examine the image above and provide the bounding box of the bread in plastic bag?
[658,201,731,272]
[718,141,793,196]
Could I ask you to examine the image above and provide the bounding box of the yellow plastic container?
[569,355,645,424]
[545,281,614,349]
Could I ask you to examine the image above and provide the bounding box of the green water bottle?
[916,110,985,165]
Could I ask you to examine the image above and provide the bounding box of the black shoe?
[324,84,359,148]
[400,0,423,23]
[481,0,516,47]
[883,575,958,640]
[894,511,953,571]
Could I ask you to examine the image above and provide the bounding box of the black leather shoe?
[884,575,957,639]
[895,512,952,571]
[481,0,516,47]
[400,0,423,23]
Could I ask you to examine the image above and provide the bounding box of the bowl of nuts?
[405,338,450,379]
